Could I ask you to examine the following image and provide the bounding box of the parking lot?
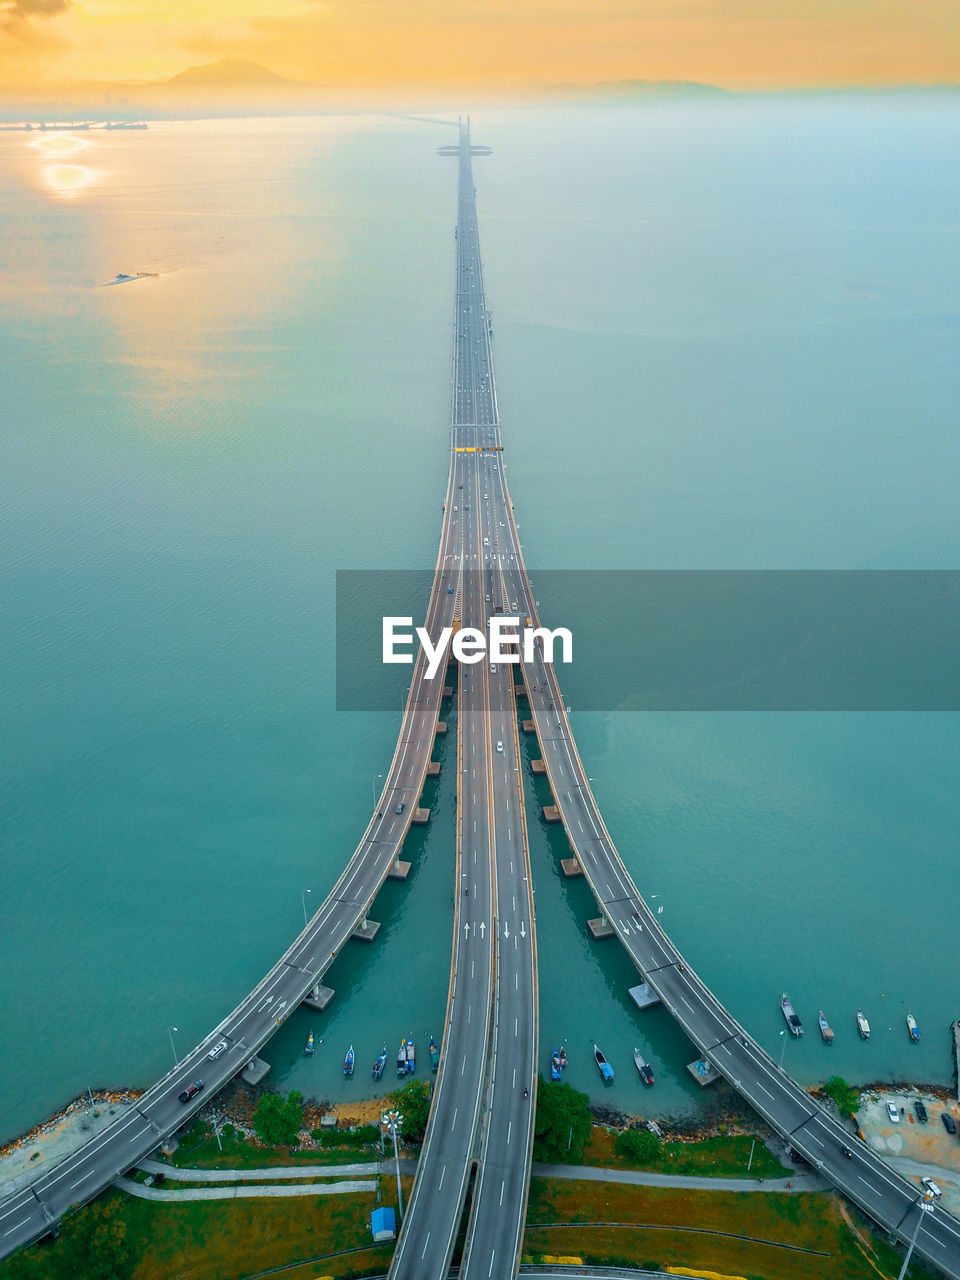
[858,1090,960,1214]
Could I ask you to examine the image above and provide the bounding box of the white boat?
[856,1009,870,1040]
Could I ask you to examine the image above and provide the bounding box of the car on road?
[207,1041,227,1061]
[178,1082,204,1104]
[922,1177,943,1199]
[496,741,503,753]
[942,1112,957,1134]
[914,1099,928,1123]
[394,802,405,815]
[886,1101,900,1123]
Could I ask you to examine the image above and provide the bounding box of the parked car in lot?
[886,1101,900,1123]
[178,1082,204,1104]
[914,1099,928,1123]
[942,1112,957,1135]
[922,1177,943,1199]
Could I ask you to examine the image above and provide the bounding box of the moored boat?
[550,1046,562,1081]
[558,1046,567,1071]
[592,1041,614,1082]
[397,1038,408,1075]
[907,1012,920,1043]
[818,1011,834,1044]
[429,1036,440,1072]
[405,1036,416,1073]
[781,993,804,1037]
[372,1046,388,1080]
[304,1031,315,1056]
[343,1045,355,1076]
[633,1048,655,1086]
[856,1009,871,1039]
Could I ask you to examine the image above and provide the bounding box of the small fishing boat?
[818,1012,834,1044]
[343,1045,355,1077]
[397,1038,408,1075]
[906,1012,920,1043]
[592,1041,614,1082]
[304,1031,315,1057]
[372,1046,388,1080]
[405,1036,416,1073]
[781,993,804,1037]
[558,1046,567,1071]
[429,1036,440,1072]
[856,1009,871,1040]
[633,1048,655,1086]
[550,1046,562,1081]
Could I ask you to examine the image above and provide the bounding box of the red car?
[178,1081,204,1104]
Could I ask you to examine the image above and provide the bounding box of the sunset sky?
[2,0,959,94]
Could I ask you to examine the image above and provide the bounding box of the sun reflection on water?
[30,133,98,198]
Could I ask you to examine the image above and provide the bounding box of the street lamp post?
[778,1028,788,1069]
[372,773,383,807]
[168,1026,179,1068]
[381,1109,405,1221]
[301,888,311,927]
[898,1196,935,1280]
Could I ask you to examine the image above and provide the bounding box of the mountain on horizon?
[547,78,731,98]
[154,58,308,91]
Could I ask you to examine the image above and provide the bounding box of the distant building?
[371,1206,396,1242]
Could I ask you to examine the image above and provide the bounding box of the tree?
[53,1195,132,1280]
[533,1079,592,1164]
[615,1127,661,1163]
[252,1089,304,1147]
[390,1079,432,1142]
[823,1076,861,1118]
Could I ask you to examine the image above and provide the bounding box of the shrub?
[615,1127,661,1162]
[533,1079,592,1164]
[251,1089,304,1147]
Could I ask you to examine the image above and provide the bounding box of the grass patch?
[167,1129,378,1171]
[525,1177,919,1280]
[583,1126,787,1179]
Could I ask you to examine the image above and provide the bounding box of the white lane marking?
[70,1171,97,1189]
[438,1167,446,1191]
[506,1122,512,1145]
[4,1220,32,1237]
[755,1082,776,1101]
[500,1180,506,1206]
[858,1176,882,1196]
[421,1231,432,1259]
[451,1108,458,1130]
[488,1250,497,1278]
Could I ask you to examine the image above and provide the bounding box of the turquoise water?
[1,103,958,1144]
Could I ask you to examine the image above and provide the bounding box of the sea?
[1,101,958,1146]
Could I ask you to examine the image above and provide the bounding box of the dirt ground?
[858,1089,960,1212]
[325,1097,386,1128]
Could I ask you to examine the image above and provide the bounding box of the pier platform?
[687,1058,721,1088]
[241,1056,271,1086]
[522,720,536,733]
[628,982,661,1011]
[436,721,448,735]
[427,761,441,777]
[531,759,546,775]
[413,807,431,825]
[302,984,335,1012]
[388,859,411,881]
[561,857,583,878]
[543,805,561,823]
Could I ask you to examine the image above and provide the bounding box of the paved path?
[532,1162,828,1193]
[138,1157,377,1182]
[118,1177,377,1202]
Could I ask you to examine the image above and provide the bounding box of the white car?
[922,1177,943,1199]
[886,1101,900,1123]
[207,1040,228,1061]
[496,741,503,753]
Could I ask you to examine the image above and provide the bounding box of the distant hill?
[547,78,732,99]
[153,59,309,92]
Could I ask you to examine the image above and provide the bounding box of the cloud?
[3,0,69,17]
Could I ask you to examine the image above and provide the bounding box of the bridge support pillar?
[560,857,582,878]
[543,804,561,823]
[587,916,614,940]
[352,918,381,943]
[388,859,411,880]
[302,984,335,1012]
[241,1056,271,1086]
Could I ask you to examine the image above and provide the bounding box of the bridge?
[3,119,960,1280]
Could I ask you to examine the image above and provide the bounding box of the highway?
[389,122,538,1280]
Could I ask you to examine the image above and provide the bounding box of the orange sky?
[2,0,959,93]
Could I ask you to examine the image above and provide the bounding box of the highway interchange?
[3,119,959,1280]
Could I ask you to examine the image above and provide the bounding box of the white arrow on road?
[479,921,486,938]
[464,922,471,939]
[520,922,526,939]
[503,922,510,939]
